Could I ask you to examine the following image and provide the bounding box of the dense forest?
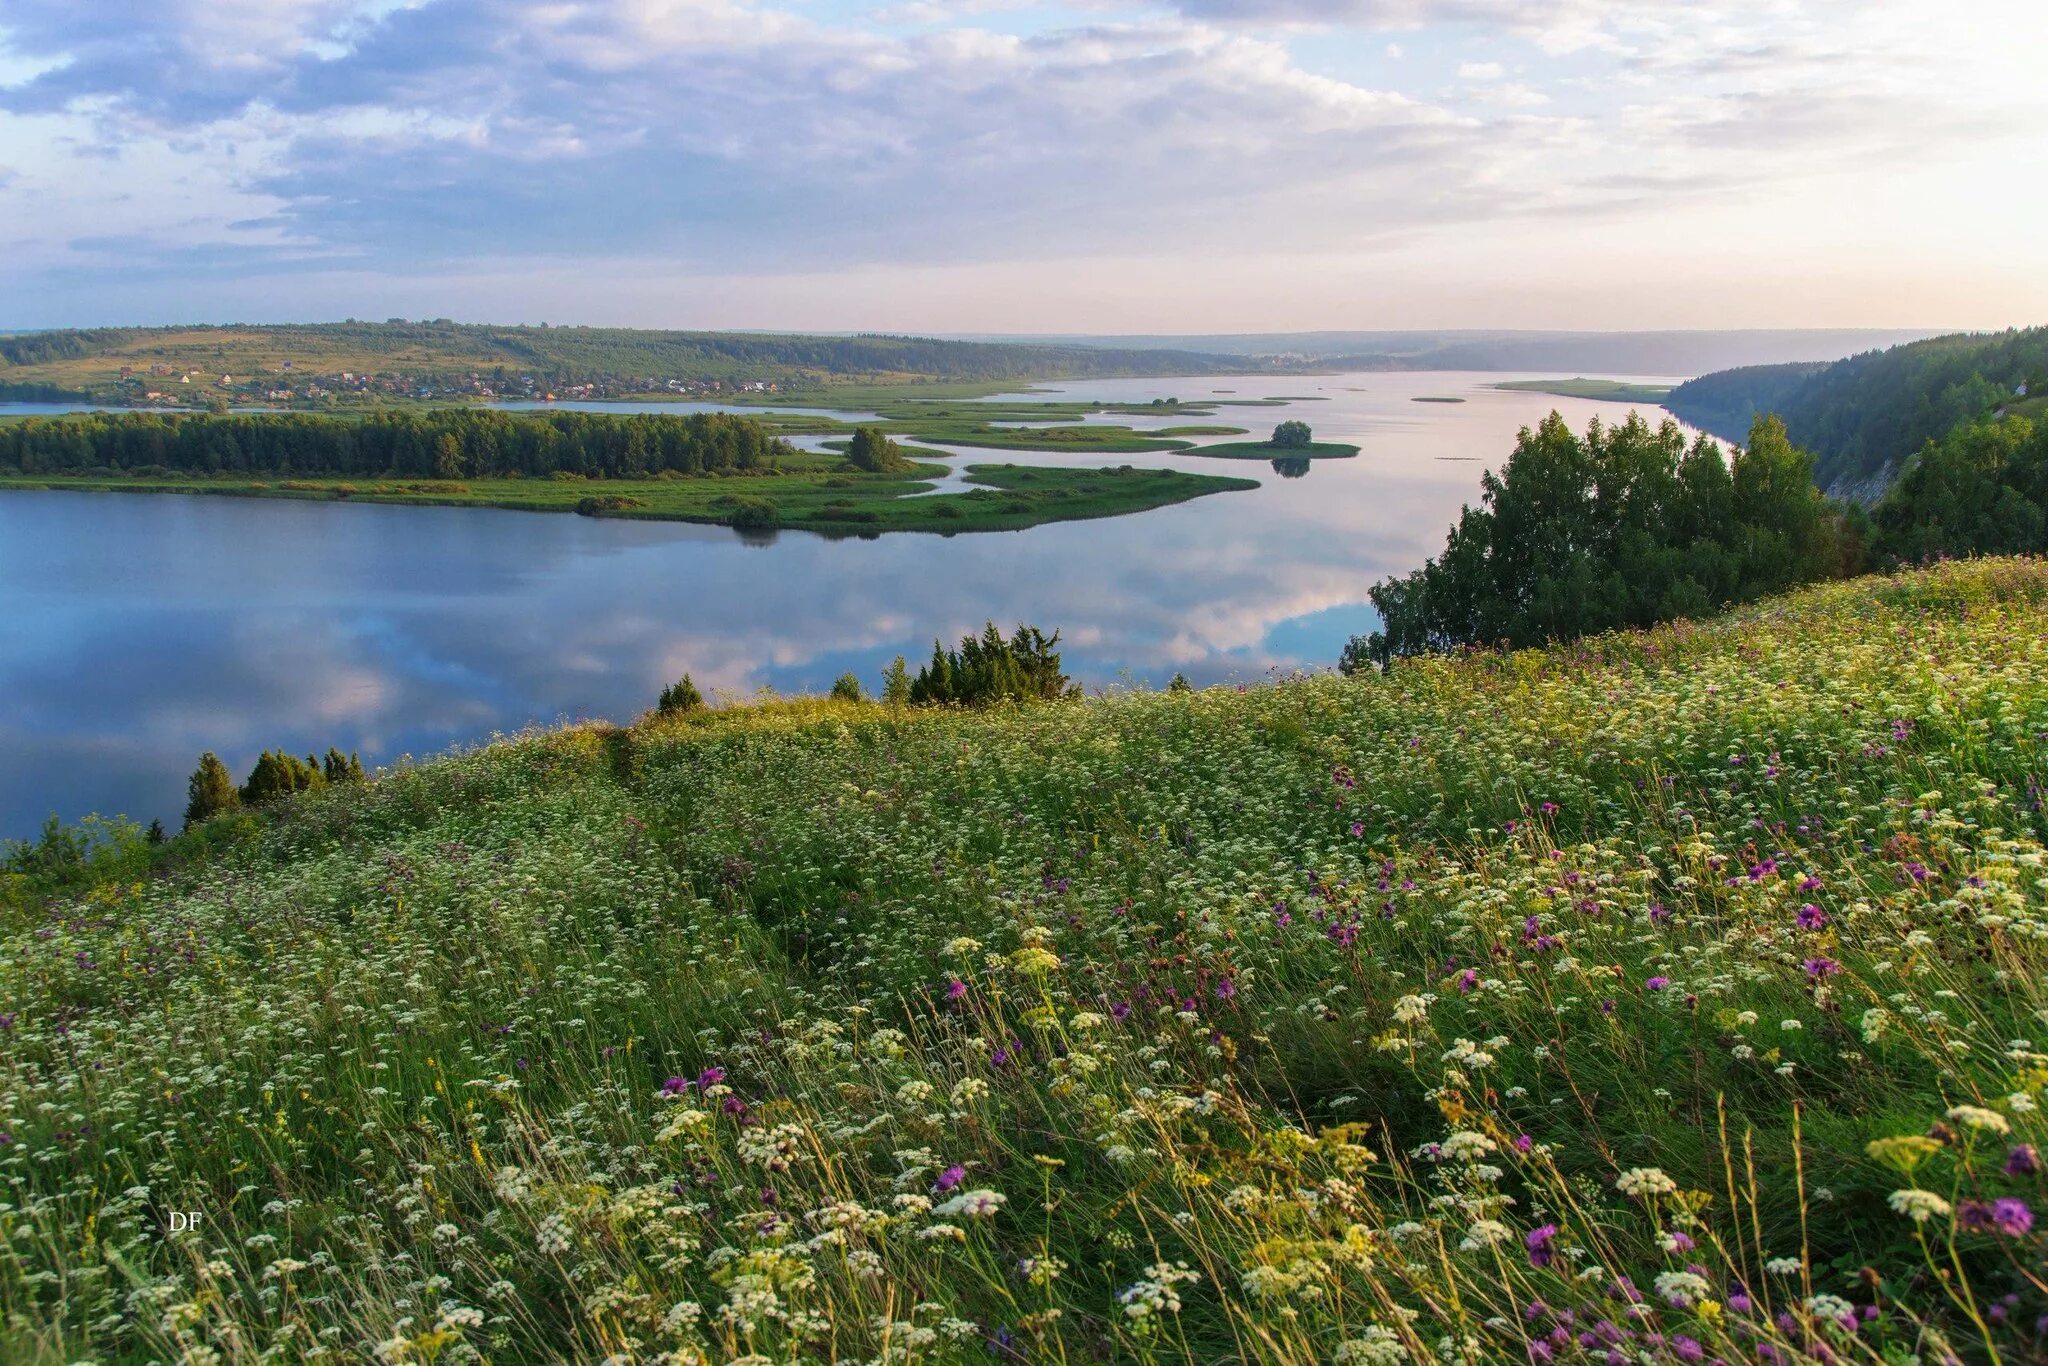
[1869,413,2048,561]
[1667,325,2048,495]
[0,409,794,479]
[1350,391,2048,667]
[1346,412,1849,667]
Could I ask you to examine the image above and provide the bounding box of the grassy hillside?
[0,322,1256,405]
[1667,327,2048,497]
[5,560,2048,1362]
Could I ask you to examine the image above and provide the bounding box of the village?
[115,360,787,407]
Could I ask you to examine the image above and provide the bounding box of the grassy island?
[5,559,2048,1361]
[0,461,1254,536]
[1492,377,1674,403]
[1187,438,1360,460]
[0,408,1257,534]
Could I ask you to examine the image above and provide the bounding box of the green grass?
[6,559,2048,1362]
[0,457,1255,536]
[1186,439,1361,459]
[727,399,1243,453]
[1493,377,1675,403]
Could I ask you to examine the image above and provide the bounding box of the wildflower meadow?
[4,557,2048,1364]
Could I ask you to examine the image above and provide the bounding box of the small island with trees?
[0,410,1259,536]
[1188,419,1360,460]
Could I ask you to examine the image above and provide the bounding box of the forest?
[0,408,795,480]
[1347,412,1848,667]
[1666,325,2048,494]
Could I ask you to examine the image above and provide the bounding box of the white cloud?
[1,0,2043,327]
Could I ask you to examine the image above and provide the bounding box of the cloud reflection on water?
[0,372,1692,838]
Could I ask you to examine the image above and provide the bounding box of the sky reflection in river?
[0,371,1689,838]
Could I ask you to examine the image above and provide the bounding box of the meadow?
[3,559,2047,1363]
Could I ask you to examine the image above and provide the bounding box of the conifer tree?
[881,656,911,707]
[183,752,240,828]
[658,674,705,714]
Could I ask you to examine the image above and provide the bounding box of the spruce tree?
[830,672,863,702]
[184,752,240,828]
[881,656,912,707]
[658,674,705,714]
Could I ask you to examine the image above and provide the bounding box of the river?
[0,371,1690,839]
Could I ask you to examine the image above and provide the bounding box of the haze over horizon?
[2,0,2042,333]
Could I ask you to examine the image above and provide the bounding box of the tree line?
[653,622,1076,722]
[184,747,365,827]
[0,409,795,480]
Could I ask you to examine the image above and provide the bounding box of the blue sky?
[1,0,2041,331]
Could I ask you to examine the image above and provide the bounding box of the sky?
[0,0,2042,333]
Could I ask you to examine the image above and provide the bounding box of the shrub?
[657,674,704,714]
[574,494,649,515]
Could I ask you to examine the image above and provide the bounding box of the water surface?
[0,372,1690,840]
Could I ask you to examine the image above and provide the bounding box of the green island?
[8,557,2048,1362]
[1190,439,1358,459]
[739,398,1269,453]
[0,463,1254,535]
[0,409,1256,535]
[1188,417,1358,460]
[1410,394,1466,403]
[1492,377,1675,402]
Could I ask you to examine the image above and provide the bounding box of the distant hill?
[1666,326,2048,498]
[0,321,1258,404]
[958,328,1945,375]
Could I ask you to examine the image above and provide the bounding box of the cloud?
[1,0,2043,326]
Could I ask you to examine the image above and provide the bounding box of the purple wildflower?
[1646,976,1671,992]
[934,1163,967,1194]
[1526,1223,1558,1268]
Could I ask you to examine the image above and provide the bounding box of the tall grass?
[3,559,2046,1362]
